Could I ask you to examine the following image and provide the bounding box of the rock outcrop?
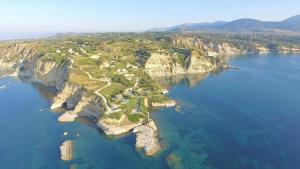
[0,43,69,89]
[34,58,68,89]
[60,140,73,161]
[58,95,104,122]
[133,121,161,156]
[98,118,142,136]
[173,37,242,56]
[51,82,84,110]
[0,43,37,68]
[144,52,226,77]
[144,53,185,77]
[143,36,244,77]
[151,100,176,107]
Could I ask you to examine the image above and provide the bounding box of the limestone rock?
[144,53,185,77]
[51,82,84,110]
[185,53,215,74]
[144,52,223,77]
[98,119,142,136]
[0,43,69,89]
[151,100,176,107]
[65,95,104,120]
[58,111,78,122]
[60,140,73,161]
[0,43,36,68]
[34,58,68,89]
[133,124,161,156]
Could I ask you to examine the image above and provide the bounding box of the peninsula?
[1,32,300,156]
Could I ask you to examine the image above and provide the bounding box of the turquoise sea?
[1,54,300,169]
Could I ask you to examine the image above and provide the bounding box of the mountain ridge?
[149,15,300,33]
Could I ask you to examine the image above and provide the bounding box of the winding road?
[69,57,113,114]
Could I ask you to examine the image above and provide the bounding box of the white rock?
[98,120,142,136]
[60,140,73,161]
[58,112,77,122]
[133,124,161,156]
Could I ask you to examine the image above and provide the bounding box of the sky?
[0,0,300,33]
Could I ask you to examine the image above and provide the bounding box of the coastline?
[1,33,300,158]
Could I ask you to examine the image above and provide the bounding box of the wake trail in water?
[39,107,50,112]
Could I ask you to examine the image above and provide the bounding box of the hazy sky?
[0,0,300,33]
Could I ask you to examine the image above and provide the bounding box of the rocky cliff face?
[51,82,84,110]
[58,94,104,122]
[144,37,236,77]
[0,43,69,89]
[0,42,105,123]
[144,52,227,77]
[173,37,242,56]
[34,58,68,89]
[0,43,36,68]
[144,53,185,77]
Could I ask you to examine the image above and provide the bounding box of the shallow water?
[1,54,300,169]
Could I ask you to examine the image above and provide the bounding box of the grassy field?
[69,69,107,91]
[100,83,126,99]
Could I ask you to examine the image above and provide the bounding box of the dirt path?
[69,58,113,114]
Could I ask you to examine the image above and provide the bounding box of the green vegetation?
[149,94,169,103]
[139,77,161,93]
[140,97,148,113]
[43,53,68,65]
[69,69,106,90]
[110,74,133,87]
[100,83,125,99]
[103,112,123,120]
[175,53,186,67]
[76,57,99,65]
[119,97,138,114]
[128,114,145,123]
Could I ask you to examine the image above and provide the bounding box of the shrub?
[128,114,144,123]
[110,74,133,87]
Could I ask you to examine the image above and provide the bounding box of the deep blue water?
[1,54,300,169]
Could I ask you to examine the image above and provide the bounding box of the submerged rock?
[166,152,183,169]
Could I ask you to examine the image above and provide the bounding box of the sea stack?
[60,140,73,161]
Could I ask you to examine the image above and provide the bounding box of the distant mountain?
[0,32,55,40]
[149,15,300,33]
[279,15,300,31]
[149,21,227,32]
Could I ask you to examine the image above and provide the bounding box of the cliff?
[0,43,69,89]
[144,51,227,77]
[0,43,36,68]
[173,37,242,56]
[51,82,84,110]
[144,53,185,77]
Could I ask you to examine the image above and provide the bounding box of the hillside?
[150,15,300,33]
